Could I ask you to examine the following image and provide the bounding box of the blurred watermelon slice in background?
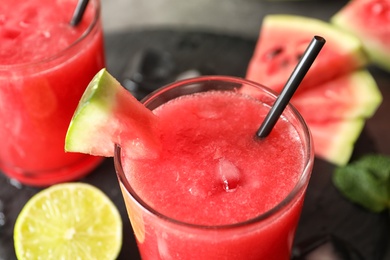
[245,15,382,166]
[332,0,390,72]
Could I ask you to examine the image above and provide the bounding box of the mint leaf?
[332,154,390,213]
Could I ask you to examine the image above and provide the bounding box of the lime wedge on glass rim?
[14,183,122,259]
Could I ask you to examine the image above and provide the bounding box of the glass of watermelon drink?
[114,76,314,260]
[0,0,105,186]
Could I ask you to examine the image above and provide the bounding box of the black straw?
[256,36,326,138]
[70,0,90,26]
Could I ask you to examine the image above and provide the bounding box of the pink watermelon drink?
[0,0,105,186]
[115,77,314,259]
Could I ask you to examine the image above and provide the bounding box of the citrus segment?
[14,183,122,260]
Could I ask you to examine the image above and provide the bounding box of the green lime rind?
[65,68,122,156]
[14,183,122,260]
[333,154,390,213]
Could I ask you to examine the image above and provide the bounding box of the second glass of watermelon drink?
[115,76,314,259]
[0,0,105,186]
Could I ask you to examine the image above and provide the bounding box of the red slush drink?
[0,0,105,186]
[115,77,314,259]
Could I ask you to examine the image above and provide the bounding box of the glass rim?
[0,0,101,70]
[114,75,314,230]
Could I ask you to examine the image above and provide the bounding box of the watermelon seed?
[263,47,283,60]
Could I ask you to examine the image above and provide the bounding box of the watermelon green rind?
[344,70,382,118]
[246,14,368,93]
[65,68,161,158]
[331,1,390,72]
[292,69,382,122]
[66,69,115,156]
[308,119,365,166]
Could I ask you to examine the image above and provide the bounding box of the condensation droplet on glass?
[9,178,22,189]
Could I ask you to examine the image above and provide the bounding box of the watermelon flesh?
[65,69,161,159]
[332,0,390,72]
[246,15,368,93]
[245,14,382,166]
[291,70,382,122]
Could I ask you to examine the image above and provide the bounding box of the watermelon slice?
[291,70,382,122]
[65,68,161,159]
[241,70,381,165]
[331,0,390,72]
[246,14,368,93]
[245,14,383,166]
[307,119,365,166]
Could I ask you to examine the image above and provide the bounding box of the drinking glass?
[0,0,105,186]
[115,76,314,259]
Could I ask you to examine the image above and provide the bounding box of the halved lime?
[14,183,122,260]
